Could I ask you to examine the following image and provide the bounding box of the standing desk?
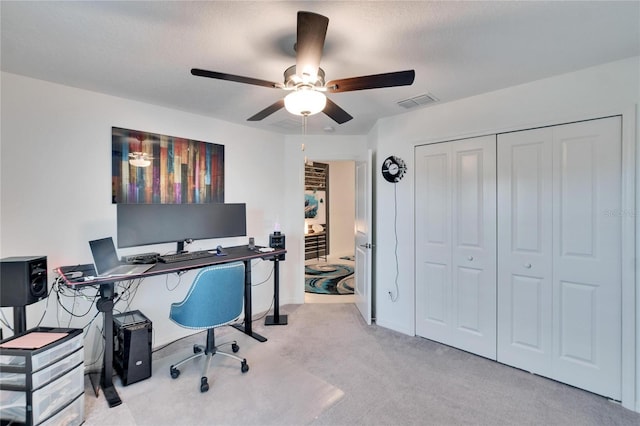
[58,245,286,408]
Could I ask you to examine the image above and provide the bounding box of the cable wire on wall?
[390,182,400,302]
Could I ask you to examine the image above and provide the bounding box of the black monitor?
[117,203,246,250]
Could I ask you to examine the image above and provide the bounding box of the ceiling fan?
[191,11,415,124]
[127,136,154,167]
[129,151,153,168]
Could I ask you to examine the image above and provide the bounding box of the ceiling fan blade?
[296,11,329,81]
[326,70,415,93]
[247,99,285,121]
[191,68,279,89]
[323,98,353,124]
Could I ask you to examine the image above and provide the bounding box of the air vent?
[397,93,439,109]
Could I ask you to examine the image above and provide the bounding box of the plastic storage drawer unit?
[39,392,84,426]
[0,327,84,426]
[0,347,83,388]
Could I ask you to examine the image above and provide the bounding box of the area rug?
[305,263,354,294]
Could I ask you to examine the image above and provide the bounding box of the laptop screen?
[89,237,120,275]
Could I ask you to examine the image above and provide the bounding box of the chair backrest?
[169,261,245,329]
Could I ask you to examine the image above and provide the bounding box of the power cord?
[35,283,57,327]
[389,182,400,302]
[0,309,12,332]
[250,259,274,287]
[255,295,276,321]
[165,271,183,291]
[53,275,99,321]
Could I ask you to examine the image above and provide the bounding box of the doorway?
[304,160,356,304]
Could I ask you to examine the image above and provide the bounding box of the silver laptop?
[89,237,154,277]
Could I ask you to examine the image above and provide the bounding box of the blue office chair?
[168,262,249,392]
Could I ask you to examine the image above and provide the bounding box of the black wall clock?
[381,155,407,183]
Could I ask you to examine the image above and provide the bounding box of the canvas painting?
[304,190,326,226]
[112,127,224,204]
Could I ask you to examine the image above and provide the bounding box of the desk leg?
[265,256,287,326]
[232,260,267,342]
[89,283,122,408]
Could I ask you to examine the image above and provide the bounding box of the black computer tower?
[113,310,152,386]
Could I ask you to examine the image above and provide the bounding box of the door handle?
[359,243,373,249]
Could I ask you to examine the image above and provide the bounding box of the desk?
[58,245,286,408]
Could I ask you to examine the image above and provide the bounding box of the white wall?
[326,161,355,258]
[0,72,297,355]
[371,56,639,411]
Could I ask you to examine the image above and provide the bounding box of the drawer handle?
[524,263,532,269]
[467,256,474,261]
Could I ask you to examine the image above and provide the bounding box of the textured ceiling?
[2,1,638,135]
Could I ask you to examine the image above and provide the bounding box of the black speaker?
[113,310,152,386]
[269,232,285,260]
[0,256,48,307]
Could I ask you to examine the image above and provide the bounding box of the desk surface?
[59,245,286,287]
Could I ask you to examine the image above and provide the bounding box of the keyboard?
[157,250,214,263]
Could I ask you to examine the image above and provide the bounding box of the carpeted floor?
[83,303,640,425]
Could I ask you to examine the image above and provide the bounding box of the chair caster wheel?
[232,343,239,353]
[193,345,202,354]
[170,366,180,379]
[241,359,249,373]
[200,376,209,392]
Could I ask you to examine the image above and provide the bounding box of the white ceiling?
[2,1,638,135]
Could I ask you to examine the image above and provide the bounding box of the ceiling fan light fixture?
[129,157,151,168]
[284,88,326,116]
[191,11,414,125]
[129,153,151,168]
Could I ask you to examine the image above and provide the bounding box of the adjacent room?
[304,159,357,304]
[1,2,639,425]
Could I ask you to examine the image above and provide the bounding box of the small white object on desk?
[258,247,274,253]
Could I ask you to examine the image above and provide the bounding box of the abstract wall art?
[112,127,224,204]
[304,190,326,224]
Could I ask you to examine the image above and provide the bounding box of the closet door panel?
[423,263,448,324]
[498,117,622,399]
[455,267,482,332]
[415,144,452,342]
[510,275,544,350]
[416,136,496,359]
[551,117,621,399]
[450,137,496,358]
[497,128,553,374]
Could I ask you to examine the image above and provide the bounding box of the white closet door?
[497,117,622,399]
[550,117,621,399]
[415,135,497,359]
[415,142,452,345]
[497,128,554,373]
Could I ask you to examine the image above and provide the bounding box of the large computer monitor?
[117,203,246,250]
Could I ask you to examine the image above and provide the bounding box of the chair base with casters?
[168,262,250,393]
[169,327,249,392]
